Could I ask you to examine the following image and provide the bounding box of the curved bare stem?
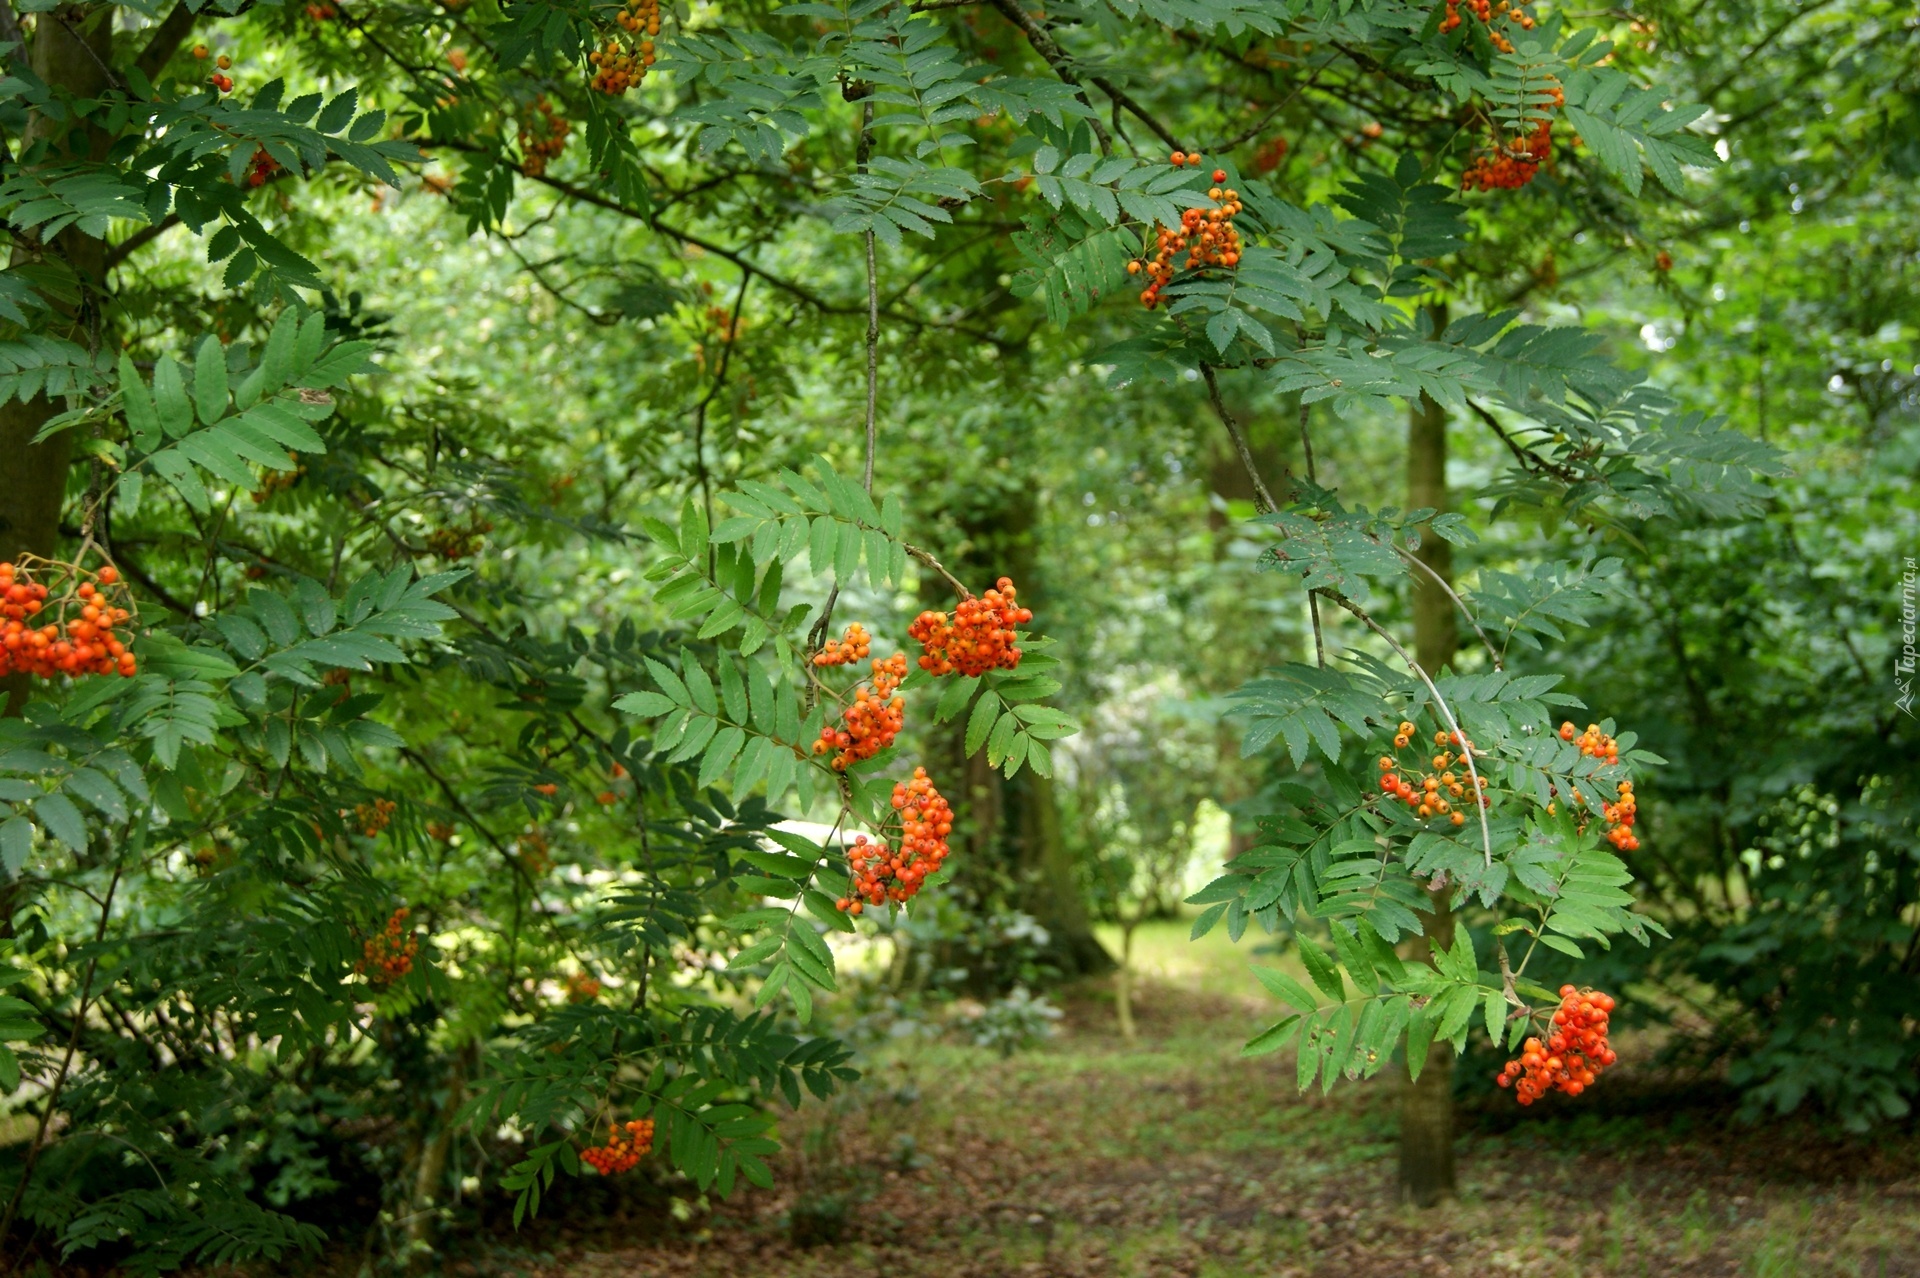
[1393,545,1500,671]
[901,540,971,599]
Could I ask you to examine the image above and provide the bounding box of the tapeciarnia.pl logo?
[1900,557,1916,717]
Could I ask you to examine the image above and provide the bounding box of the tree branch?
[1201,364,1277,512]
[104,215,180,270]
[984,0,1113,154]
[1394,544,1499,671]
[1297,399,1325,667]
[134,2,199,82]
[1465,397,1580,483]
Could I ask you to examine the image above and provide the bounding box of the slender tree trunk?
[1016,764,1109,975]
[1399,888,1456,1205]
[929,485,1110,981]
[1114,917,1136,1039]
[403,1056,467,1262]
[1398,382,1460,1206]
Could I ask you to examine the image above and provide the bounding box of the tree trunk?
[403,1056,467,1263]
[1114,918,1136,1039]
[0,5,118,713]
[1398,381,1460,1206]
[1399,886,1456,1205]
[927,484,1110,982]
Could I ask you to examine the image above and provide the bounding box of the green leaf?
[614,691,677,717]
[152,356,193,438]
[0,817,30,877]
[965,694,998,756]
[1294,941,1345,1003]
[32,793,86,853]
[193,334,229,424]
[1243,1015,1302,1057]
[681,497,710,564]
[1250,965,1319,1013]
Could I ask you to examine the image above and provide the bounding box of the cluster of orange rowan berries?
[253,453,306,501]
[352,798,397,838]
[836,768,954,913]
[357,907,418,986]
[813,653,908,771]
[812,623,872,667]
[426,821,457,843]
[588,0,659,94]
[245,148,282,188]
[1560,720,1619,762]
[193,45,236,91]
[517,97,571,177]
[909,578,1031,677]
[1252,136,1289,173]
[581,1117,654,1174]
[425,516,493,560]
[1129,163,1244,310]
[1462,118,1554,190]
[305,2,337,19]
[1655,250,1673,272]
[1601,779,1640,851]
[1555,720,1640,849]
[1496,986,1618,1103]
[1439,0,1533,43]
[1378,725,1486,827]
[567,971,602,1003]
[704,303,743,346]
[0,562,138,680]
[516,829,553,873]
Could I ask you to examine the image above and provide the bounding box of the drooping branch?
[984,0,1114,154]
[1465,398,1580,484]
[133,2,199,82]
[103,215,181,270]
[468,153,1020,350]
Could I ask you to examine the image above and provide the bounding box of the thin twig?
[1208,53,1337,153]
[901,541,971,599]
[1466,399,1579,483]
[690,270,752,540]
